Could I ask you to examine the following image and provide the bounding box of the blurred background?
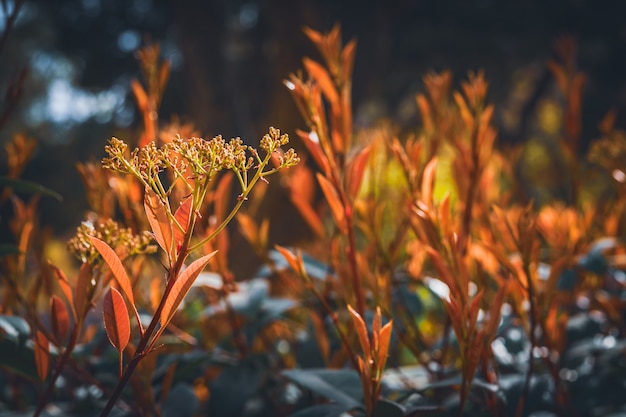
[0,0,625,236]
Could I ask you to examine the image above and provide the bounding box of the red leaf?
[145,189,173,258]
[34,330,49,381]
[74,262,92,319]
[89,236,135,305]
[103,287,131,351]
[173,196,193,249]
[50,295,70,344]
[48,261,76,320]
[160,251,218,327]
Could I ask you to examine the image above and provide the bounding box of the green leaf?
[164,383,198,417]
[373,399,405,417]
[282,369,363,409]
[0,244,21,257]
[0,176,63,201]
[0,316,39,380]
[289,403,352,417]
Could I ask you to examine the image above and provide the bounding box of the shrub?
[1,25,626,417]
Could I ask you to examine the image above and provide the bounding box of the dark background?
[1,0,625,235]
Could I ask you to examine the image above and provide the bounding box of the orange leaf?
[415,94,433,133]
[303,57,339,106]
[377,320,393,369]
[34,330,49,381]
[341,39,357,86]
[274,245,304,276]
[173,196,193,249]
[453,91,474,130]
[296,130,330,176]
[150,277,162,312]
[89,236,135,305]
[158,60,171,96]
[50,295,70,345]
[160,251,218,327]
[347,144,371,198]
[145,189,173,258]
[421,157,438,206]
[347,304,370,356]
[74,262,92,319]
[48,262,76,320]
[131,79,148,112]
[317,173,346,233]
[236,212,258,247]
[103,287,131,351]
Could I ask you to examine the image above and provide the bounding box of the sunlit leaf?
[103,287,131,351]
[347,304,370,356]
[421,157,438,206]
[161,251,218,327]
[173,195,193,250]
[275,245,303,276]
[33,330,49,381]
[377,320,393,369]
[50,296,70,345]
[347,144,371,198]
[145,188,173,258]
[89,236,135,305]
[131,79,149,112]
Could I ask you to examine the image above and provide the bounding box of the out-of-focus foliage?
[1,9,626,417]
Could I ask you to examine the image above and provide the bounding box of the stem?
[515,258,537,417]
[345,204,365,315]
[460,125,480,252]
[98,199,198,417]
[189,153,274,253]
[33,326,80,417]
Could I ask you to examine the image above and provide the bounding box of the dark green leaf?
[289,403,352,417]
[282,369,362,409]
[164,383,198,417]
[373,399,405,417]
[557,268,577,291]
[0,316,38,380]
[0,244,21,257]
[0,176,63,201]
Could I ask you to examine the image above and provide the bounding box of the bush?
[1,24,626,417]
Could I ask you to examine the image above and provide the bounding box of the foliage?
[1,21,626,417]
